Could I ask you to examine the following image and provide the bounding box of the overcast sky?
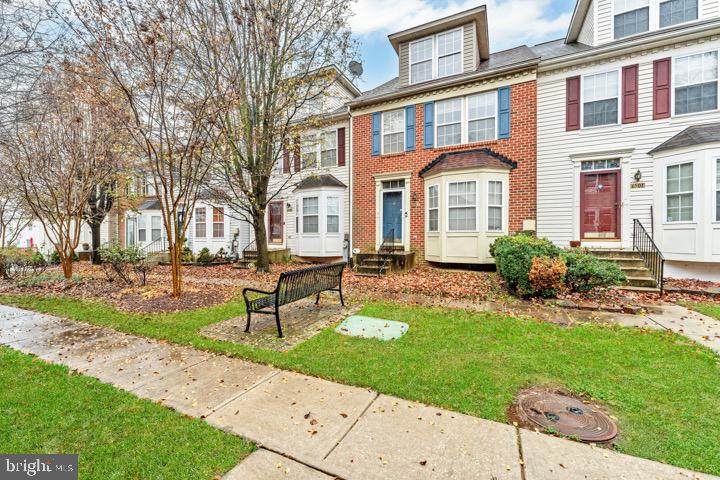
[351,0,575,90]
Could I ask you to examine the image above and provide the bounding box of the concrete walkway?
[0,304,716,480]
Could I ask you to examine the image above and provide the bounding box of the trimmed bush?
[0,248,47,281]
[181,246,194,263]
[50,250,79,265]
[561,249,626,293]
[196,248,212,264]
[529,256,568,298]
[98,244,151,286]
[491,235,561,297]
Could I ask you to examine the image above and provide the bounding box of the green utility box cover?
[335,316,409,341]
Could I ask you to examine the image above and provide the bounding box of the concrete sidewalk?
[0,304,716,480]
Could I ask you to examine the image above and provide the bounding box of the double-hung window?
[301,140,317,169]
[448,181,477,231]
[382,109,405,154]
[138,216,147,242]
[436,98,462,147]
[410,37,433,84]
[467,92,496,142]
[716,159,720,221]
[583,71,619,128]
[674,51,718,115]
[660,0,698,28]
[327,197,340,233]
[487,181,503,231]
[437,29,462,78]
[614,0,650,39]
[213,207,224,238]
[151,216,162,242]
[666,162,694,222]
[302,197,319,233]
[195,207,206,238]
[320,131,337,167]
[427,185,439,232]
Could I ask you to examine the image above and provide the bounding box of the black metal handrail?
[632,219,664,294]
[377,228,395,276]
[242,238,257,259]
[141,237,167,256]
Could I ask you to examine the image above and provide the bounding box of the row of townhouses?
[17,0,720,282]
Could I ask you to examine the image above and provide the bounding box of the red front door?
[581,171,620,240]
[268,202,284,244]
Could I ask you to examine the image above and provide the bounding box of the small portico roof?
[649,122,720,155]
[419,148,517,178]
[294,174,347,191]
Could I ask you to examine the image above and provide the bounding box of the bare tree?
[84,181,116,264]
[0,170,33,248]
[61,0,223,295]
[187,0,357,272]
[1,67,121,279]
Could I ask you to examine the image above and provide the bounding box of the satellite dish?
[348,61,364,77]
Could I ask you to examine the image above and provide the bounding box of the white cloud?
[351,0,573,50]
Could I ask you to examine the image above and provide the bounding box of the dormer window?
[614,0,650,39]
[409,28,463,85]
[614,0,699,40]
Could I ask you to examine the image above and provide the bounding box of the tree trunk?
[90,220,102,264]
[253,210,270,273]
[170,241,183,297]
[61,255,73,279]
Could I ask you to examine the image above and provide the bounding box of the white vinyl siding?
[382,109,405,154]
[408,27,463,85]
[666,162,694,222]
[428,185,439,232]
[582,70,620,127]
[448,181,477,231]
[674,51,718,116]
[487,181,503,231]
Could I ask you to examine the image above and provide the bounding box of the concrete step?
[357,265,387,276]
[586,249,642,260]
[619,267,654,277]
[625,276,658,289]
[615,285,662,293]
[594,257,647,268]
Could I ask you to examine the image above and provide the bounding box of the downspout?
[348,104,354,267]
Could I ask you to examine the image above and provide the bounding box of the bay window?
[428,185,439,232]
[327,196,340,233]
[467,92,496,142]
[303,197,319,233]
[448,181,477,231]
[488,181,503,231]
[614,0,650,39]
[583,71,619,128]
[213,207,224,238]
[382,109,405,154]
[436,98,462,147]
[408,28,463,85]
[674,51,718,115]
[666,162,694,222]
[320,131,337,167]
[195,207,206,238]
[410,37,433,84]
[660,0,698,28]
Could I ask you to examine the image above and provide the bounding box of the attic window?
[408,27,463,85]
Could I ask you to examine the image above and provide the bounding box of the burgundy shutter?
[282,146,290,173]
[293,135,301,172]
[337,128,346,166]
[653,58,672,120]
[566,76,581,131]
[622,64,639,124]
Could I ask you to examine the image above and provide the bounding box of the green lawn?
[2,294,719,476]
[687,302,720,320]
[0,346,253,479]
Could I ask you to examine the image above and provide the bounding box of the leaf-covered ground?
[2,294,719,476]
[0,346,253,479]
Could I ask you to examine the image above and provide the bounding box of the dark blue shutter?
[371,112,381,156]
[498,86,511,139]
[405,105,416,151]
[423,101,434,149]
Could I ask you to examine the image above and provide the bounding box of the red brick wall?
[352,79,537,259]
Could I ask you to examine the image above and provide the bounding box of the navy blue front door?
[382,191,402,244]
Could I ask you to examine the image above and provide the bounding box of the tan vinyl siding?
[578,0,595,45]
[463,22,476,72]
[399,42,410,88]
[701,0,720,18]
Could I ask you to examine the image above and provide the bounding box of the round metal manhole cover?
[515,390,618,442]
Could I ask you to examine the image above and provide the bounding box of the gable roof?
[419,148,517,178]
[565,0,592,44]
[649,122,720,154]
[294,174,347,191]
[351,45,539,108]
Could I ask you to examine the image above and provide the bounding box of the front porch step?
[586,249,642,260]
[624,276,658,289]
[586,249,659,290]
[357,264,388,276]
[615,285,662,293]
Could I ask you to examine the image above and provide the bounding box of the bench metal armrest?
[242,287,276,305]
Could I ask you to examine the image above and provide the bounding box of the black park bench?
[242,262,346,338]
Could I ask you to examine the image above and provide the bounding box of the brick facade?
[352,79,537,259]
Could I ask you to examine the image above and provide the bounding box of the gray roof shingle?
[294,174,347,191]
[530,38,593,61]
[649,122,720,154]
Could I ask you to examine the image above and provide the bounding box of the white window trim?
[408,27,464,85]
[612,0,702,40]
[664,160,696,224]
[446,180,479,233]
[195,207,207,239]
[381,109,405,155]
[671,48,720,118]
[302,196,320,234]
[434,91,499,148]
[427,184,439,233]
[580,68,622,129]
[326,195,341,234]
[212,207,225,239]
[487,180,504,232]
[715,157,720,223]
[320,129,339,168]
